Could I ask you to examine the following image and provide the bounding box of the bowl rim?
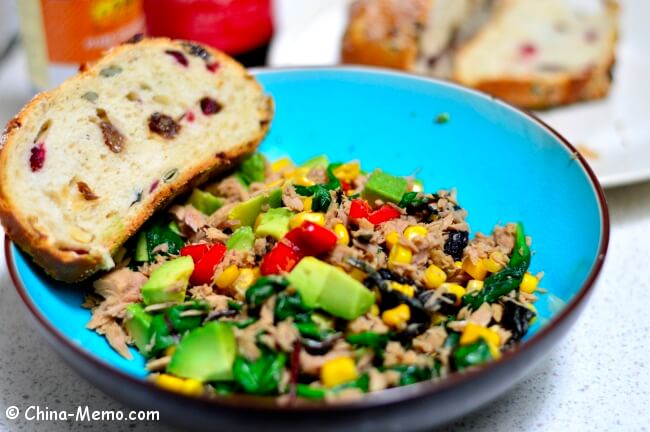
[5,66,610,412]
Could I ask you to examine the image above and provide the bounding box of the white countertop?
[0,27,649,432]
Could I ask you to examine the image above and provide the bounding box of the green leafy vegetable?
[245,276,288,309]
[453,340,492,370]
[311,185,332,212]
[296,383,327,399]
[291,163,342,212]
[166,301,210,332]
[463,222,531,310]
[346,332,391,353]
[232,351,287,395]
[274,291,311,322]
[294,321,333,340]
[232,317,257,329]
[398,191,419,208]
[136,219,184,263]
[387,364,436,386]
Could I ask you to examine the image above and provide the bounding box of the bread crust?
[341,0,430,70]
[0,38,273,283]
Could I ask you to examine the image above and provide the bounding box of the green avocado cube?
[141,256,194,305]
[226,226,255,251]
[301,155,329,169]
[255,208,293,240]
[288,257,375,319]
[238,153,266,185]
[166,322,236,382]
[187,189,224,215]
[124,304,153,355]
[362,170,409,204]
[227,188,282,227]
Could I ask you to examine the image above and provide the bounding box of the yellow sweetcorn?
[264,179,284,190]
[440,283,466,306]
[321,357,358,388]
[519,273,539,293]
[303,196,313,212]
[349,268,367,282]
[155,374,204,396]
[423,264,447,289]
[388,245,412,270]
[271,157,293,173]
[404,225,428,241]
[332,162,361,182]
[390,281,415,297]
[215,265,240,290]
[455,261,463,269]
[334,223,350,245]
[233,268,259,295]
[385,231,400,250]
[382,304,411,328]
[466,279,484,293]
[459,323,502,359]
[431,312,447,325]
[462,257,488,281]
[289,212,326,229]
[284,167,315,186]
[484,251,507,273]
[369,304,380,316]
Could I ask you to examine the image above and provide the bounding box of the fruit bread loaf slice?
[0,37,273,282]
[342,0,619,109]
[453,0,619,109]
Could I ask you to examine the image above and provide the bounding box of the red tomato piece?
[260,242,303,275]
[190,243,227,285]
[180,243,210,264]
[367,205,401,225]
[349,199,371,220]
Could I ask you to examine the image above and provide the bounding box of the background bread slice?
[341,0,619,109]
[0,38,273,282]
[453,0,619,109]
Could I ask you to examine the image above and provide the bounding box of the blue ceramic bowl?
[6,68,608,431]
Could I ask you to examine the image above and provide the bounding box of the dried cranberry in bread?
[0,38,273,282]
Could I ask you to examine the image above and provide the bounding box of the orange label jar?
[18,0,145,89]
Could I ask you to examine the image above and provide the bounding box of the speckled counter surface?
[0,45,649,431]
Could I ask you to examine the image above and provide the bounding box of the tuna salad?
[85,153,542,402]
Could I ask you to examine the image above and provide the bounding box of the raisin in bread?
[0,37,273,282]
[453,0,619,109]
[342,0,619,109]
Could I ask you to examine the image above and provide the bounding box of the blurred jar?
[18,0,145,90]
[144,0,273,66]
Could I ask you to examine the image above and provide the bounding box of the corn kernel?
[459,322,501,359]
[265,179,284,190]
[390,281,415,297]
[349,268,367,282]
[156,374,204,396]
[303,196,313,212]
[441,283,466,306]
[432,312,447,325]
[271,157,293,173]
[388,245,412,270]
[519,273,539,293]
[404,225,428,241]
[215,265,240,290]
[289,212,326,229]
[462,257,488,281]
[333,162,361,183]
[321,357,358,388]
[284,167,315,186]
[455,261,463,269]
[466,279,484,293]
[334,223,350,245]
[385,231,400,250]
[164,346,176,357]
[382,304,411,328]
[233,268,259,295]
[423,264,447,289]
[484,251,506,273]
[369,304,380,316]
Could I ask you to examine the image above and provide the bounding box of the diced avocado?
[301,155,329,169]
[167,322,237,382]
[255,208,293,240]
[238,153,266,185]
[134,231,148,262]
[226,226,255,251]
[362,170,409,204]
[124,304,153,355]
[168,221,182,236]
[141,256,194,305]
[227,188,282,227]
[187,189,224,215]
[288,257,375,319]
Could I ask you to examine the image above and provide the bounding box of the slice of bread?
[453,0,619,109]
[0,37,273,282]
[342,0,619,109]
